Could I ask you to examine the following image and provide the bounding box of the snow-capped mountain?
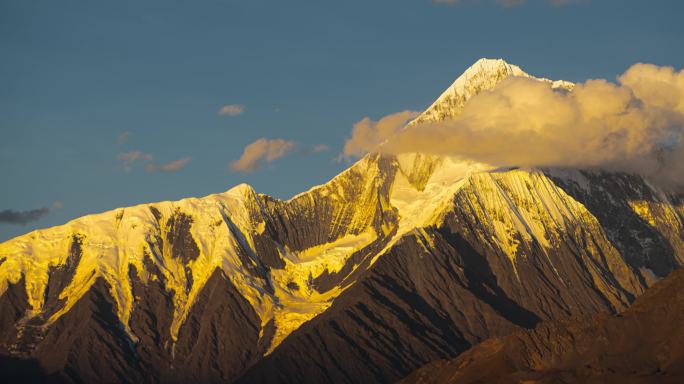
[409,58,573,125]
[1,59,683,384]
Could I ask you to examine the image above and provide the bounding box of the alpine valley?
[1,59,683,384]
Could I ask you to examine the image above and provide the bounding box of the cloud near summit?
[348,63,684,191]
[343,110,420,159]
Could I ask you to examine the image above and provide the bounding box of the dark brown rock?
[170,269,264,383]
[0,277,29,354]
[400,268,684,384]
[237,230,531,384]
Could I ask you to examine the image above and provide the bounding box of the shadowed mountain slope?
[401,268,684,384]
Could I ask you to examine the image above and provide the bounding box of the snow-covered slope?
[0,151,482,355]
[1,58,683,383]
[409,58,573,125]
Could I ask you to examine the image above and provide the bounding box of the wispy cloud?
[0,202,63,225]
[117,151,190,173]
[313,144,331,153]
[229,138,297,172]
[118,131,131,144]
[117,151,153,171]
[218,104,245,116]
[343,110,420,159]
[145,157,192,173]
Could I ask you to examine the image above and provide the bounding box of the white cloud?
[117,151,153,171]
[117,151,190,173]
[375,63,684,191]
[218,104,245,116]
[343,110,420,159]
[145,157,192,173]
[229,138,297,172]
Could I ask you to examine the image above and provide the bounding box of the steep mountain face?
[401,268,684,384]
[237,168,683,383]
[1,59,683,383]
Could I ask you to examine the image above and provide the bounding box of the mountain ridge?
[1,58,683,383]
[401,268,684,384]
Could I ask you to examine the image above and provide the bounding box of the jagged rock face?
[401,268,684,384]
[0,59,683,383]
[547,170,684,271]
[0,278,29,355]
[237,229,532,384]
[237,170,683,384]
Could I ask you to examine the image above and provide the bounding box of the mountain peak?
[408,58,530,125]
[409,58,571,125]
[443,57,529,95]
[464,58,525,77]
[445,57,529,99]
[225,182,256,198]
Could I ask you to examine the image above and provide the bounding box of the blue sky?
[1,0,683,241]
